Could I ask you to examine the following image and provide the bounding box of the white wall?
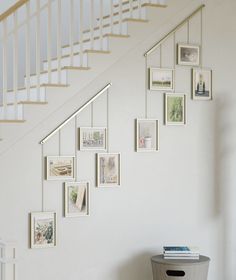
[0,0,235,280]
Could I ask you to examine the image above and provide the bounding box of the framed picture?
[46,156,75,181]
[64,182,89,217]
[97,153,121,187]
[165,93,186,125]
[136,119,159,152]
[79,127,107,151]
[30,212,56,249]
[149,68,174,91]
[192,68,212,100]
[177,44,200,66]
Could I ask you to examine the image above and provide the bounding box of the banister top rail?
[0,0,29,22]
[144,4,205,57]
[40,83,112,145]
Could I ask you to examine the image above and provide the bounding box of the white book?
[164,256,200,260]
[164,253,199,257]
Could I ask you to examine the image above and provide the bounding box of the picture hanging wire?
[91,102,94,127]
[145,55,148,119]
[41,145,45,212]
[187,20,190,44]
[200,8,203,68]
[74,116,78,180]
[58,129,61,156]
[106,88,110,153]
[159,44,162,68]
[173,32,176,91]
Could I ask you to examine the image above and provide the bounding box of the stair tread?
[0,101,47,107]
[0,120,26,123]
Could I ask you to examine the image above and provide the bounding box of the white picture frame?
[165,93,186,125]
[97,153,121,187]
[136,119,159,152]
[46,156,75,181]
[192,68,212,100]
[149,68,174,91]
[30,212,56,249]
[177,44,200,66]
[79,127,107,151]
[64,182,90,217]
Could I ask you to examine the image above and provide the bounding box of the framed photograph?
[136,119,159,152]
[46,156,75,181]
[192,68,212,100]
[149,68,174,91]
[97,153,121,187]
[177,44,200,66]
[64,182,89,217]
[30,212,56,249]
[79,127,107,151]
[165,93,186,125]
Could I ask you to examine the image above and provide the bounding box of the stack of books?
[163,246,200,260]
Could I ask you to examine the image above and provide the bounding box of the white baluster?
[100,0,103,50]
[36,0,41,100]
[25,2,31,101]
[90,0,94,50]
[2,19,7,119]
[57,0,62,83]
[119,0,122,34]
[129,0,133,18]
[69,0,74,66]
[13,12,18,118]
[110,0,113,33]
[47,0,52,83]
[79,0,83,66]
[138,0,142,19]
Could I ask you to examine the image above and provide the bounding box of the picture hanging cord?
[41,145,45,212]
[91,102,94,127]
[74,116,78,180]
[106,89,110,153]
[159,44,162,68]
[173,32,176,91]
[58,129,61,156]
[145,55,148,119]
[187,20,190,44]
[200,8,203,68]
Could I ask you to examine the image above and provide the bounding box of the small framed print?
[192,68,212,100]
[79,127,107,151]
[64,182,89,217]
[177,44,200,66]
[97,153,121,187]
[136,119,159,152]
[149,68,174,91]
[30,212,56,249]
[165,93,186,125]
[46,156,75,181]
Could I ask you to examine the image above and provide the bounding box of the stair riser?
[7,88,46,103]
[0,104,23,120]
[25,70,68,87]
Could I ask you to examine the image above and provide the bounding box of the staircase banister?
[0,0,29,22]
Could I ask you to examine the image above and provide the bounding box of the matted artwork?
[165,93,186,125]
[46,156,75,180]
[136,119,159,152]
[149,68,174,91]
[177,44,200,66]
[79,127,107,151]
[192,68,212,100]
[97,153,121,187]
[30,212,56,249]
[64,182,89,217]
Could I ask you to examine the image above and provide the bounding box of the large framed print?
[136,119,159,152]
[165,93,186,125]
[79,127,107,151]
[64,182,89,217]
[149,68,174,91]
[177,44,200,66]
[30,212,56,249]
[97,153,121,187]
[46,156,75,181]
[192,68,212,100]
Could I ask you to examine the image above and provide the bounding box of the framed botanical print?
[192,68,212,100]
[165,93,186,125]
[79,127,107,151]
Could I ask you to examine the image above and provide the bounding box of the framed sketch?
[192,68,212,100]
[177,44,200,66]
[30,212,56,249]
[46,156,75,181]
[165,93,186,125]
[97,153,121,187]
[79,127,107,151]
[64,182,89,217]
[149,68,174,91]
[136,119,159,152]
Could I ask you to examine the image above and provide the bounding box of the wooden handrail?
[0,0,29,22]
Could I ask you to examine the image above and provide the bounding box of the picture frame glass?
[97,153,120,187]
[136,119,158,151]
[65,182,89,217]
[149,68,174,91]
[46,156,74,180]
[192,69,212,99]
[79,127,106,150]
[165,94,185,125]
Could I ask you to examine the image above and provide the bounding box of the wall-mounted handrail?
[0,0,29,22]
[40,83,112,144]
[144,4,205,57]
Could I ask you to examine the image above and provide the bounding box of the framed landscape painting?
[46,156,75,181]
[136,119,159,152]
[97,153,121,187]
[149,68,174,91]
[30,212,56,249]
[192,68,212,100]
[177,44,200,66]
[165,93,186,125]
[64,182,89,217]
[79,127,107,151]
